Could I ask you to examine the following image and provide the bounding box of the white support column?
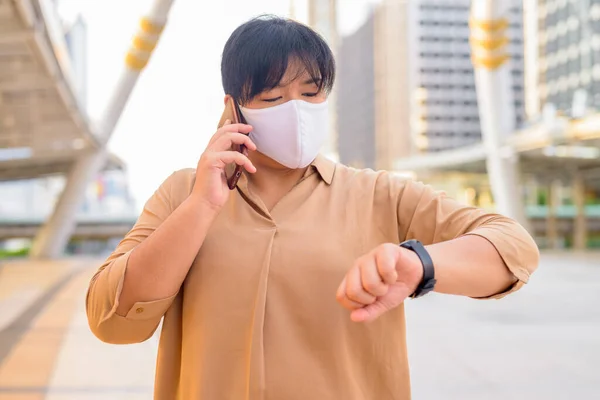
[572,172,588,250]
[30,148,108,258]
[470,0,528,228]
[30,0,176,259]
[547,180,561,250]
[307,0,339,162]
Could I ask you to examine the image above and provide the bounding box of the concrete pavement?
[0,252,598,399]
[407,251,600,399]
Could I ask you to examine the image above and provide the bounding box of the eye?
[262,96,282,103]
[303,92,319,97]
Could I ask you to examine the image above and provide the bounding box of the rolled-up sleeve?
[394,177,540,299]
[86,171,184,344]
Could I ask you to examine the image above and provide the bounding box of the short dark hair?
[221,15,336,105]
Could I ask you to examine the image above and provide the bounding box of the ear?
[224,94,233,106]
[217,95,235,129]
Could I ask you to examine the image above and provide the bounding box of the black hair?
[221,15,336,105]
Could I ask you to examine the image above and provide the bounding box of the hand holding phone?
[190,98,255,210]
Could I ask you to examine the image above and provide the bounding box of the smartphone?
[217,97,248,190]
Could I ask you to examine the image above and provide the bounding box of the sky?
[57,0,380,210]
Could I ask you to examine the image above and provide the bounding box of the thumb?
[350,300,392,323]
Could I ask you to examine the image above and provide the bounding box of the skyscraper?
[337,0,526,169]
[307,0,339,162]
[373,0,412,169]
[336,13,376,169]
[337,0,412,171]
[407,0,525,153]
[526,0,600,117]
[64,14,88,110]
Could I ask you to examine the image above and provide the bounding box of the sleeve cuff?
[122,296,179,320]
[463,228,535,300]
[101,250,178,322]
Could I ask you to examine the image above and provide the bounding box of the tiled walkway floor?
[0,258,157,400]
[0,252,598,399]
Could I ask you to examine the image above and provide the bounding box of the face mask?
[240,100,329,169]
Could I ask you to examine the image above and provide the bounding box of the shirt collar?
[308,154,336,185]
[237,154,336,189]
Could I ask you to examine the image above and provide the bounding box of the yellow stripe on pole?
[140,17,165,34]
[470,36,509,51]
[125,52,149,71]
[469,16,510,70]
[471,54,510,69]
[469,17,508,32]
[124,18,165,71]
[132,35,158,52]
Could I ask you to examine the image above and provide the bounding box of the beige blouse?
[86,155,539,399]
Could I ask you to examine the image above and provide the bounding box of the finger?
[207,119,230,146]
[218,123,253,135]
[208,123,253,146]
[350,301,389,323]
[352,285,408,323]
[345,265,376,305]
[211,151,256,173]
[375,246,398,285]
[212,132,257,152]
[360,257,389,297]
[336,277,364,310]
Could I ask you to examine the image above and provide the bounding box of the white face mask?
[240,100,329,169]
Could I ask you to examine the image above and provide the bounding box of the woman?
[86,15,539,400]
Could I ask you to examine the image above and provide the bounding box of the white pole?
[31,0,176,259]
[97,0,175,144]
[470,0,528,227]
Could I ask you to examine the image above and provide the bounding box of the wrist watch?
[399,239,436,298]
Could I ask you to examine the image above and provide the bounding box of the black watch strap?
[399,239,436,298]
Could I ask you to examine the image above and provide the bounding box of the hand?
[191,120,257,210]
[336,243,424,323]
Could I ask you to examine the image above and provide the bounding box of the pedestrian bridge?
[0,215,137,240]
[0,206,599,248]
[0,0,162,258]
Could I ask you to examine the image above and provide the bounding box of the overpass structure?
[2,209,599,247]
[0,0,175,258]
[0,214,138,240]
[0,1,131,181]
[394,115,600,184]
